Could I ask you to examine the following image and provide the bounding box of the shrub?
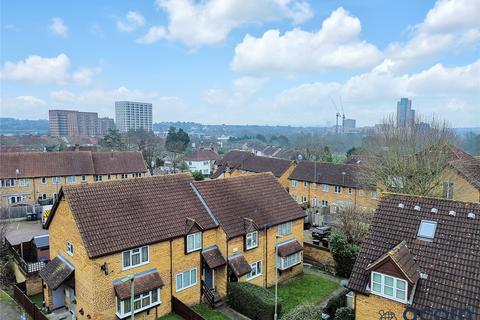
[280,304,323,320]
[334,307,354,320]
[329,229,360,277]
[228,282,280,320]
[192,170,205,181]
[324,288,348,317]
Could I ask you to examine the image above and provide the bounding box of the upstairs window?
[41,177,47,184]
[303,181,308,187]
[1,179,15,188]
[107,174,112,180]
[278,222,292,236]
[312,198,318,207]
[81,175,87,182]
[371,191,377,199]
[19,178,29,187]
[94,175,103,182]
[52,177,61,185]
[371,272,407,303]
[322,184,329,192]
[334,186,341,193]
[121,173,128,179]
[66,241,74,256]
[443,182,454,199]
[246,231,258,250]
[291,180,297,187]
[186,232,202,253]
[348,188,353,194]
[67,176,76,184]
[417,220,437,241]
[122,246,149,270]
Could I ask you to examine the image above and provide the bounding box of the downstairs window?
[116,288,161,318]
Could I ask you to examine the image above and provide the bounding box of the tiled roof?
[349,194,480,316]
[277,239,303,257]
[184,149,220,161]
[51,174,217,258]
[228,254,252,277]
[193,173,305,239]
[202,246,227,269]
[0,151,95,178]
[212,150,292,178]
[366,240,420,284]
[450,158,480,190]
[114,271,164,300]
[39,256,74,290]
[0,151,146,179]
[91,151,147,174]
[289,161,362,188]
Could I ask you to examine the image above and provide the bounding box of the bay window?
[116,288,161,318]
[277,252,302,270]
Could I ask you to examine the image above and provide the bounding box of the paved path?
[217,305,251,320]
[0,290,30,320]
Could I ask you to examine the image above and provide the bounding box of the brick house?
[212,150,296,190]
[0,151,147,207]
[348,193,480,319]
[40,173,304,319]
[288,161,379,210]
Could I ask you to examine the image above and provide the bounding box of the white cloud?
[50,90,76,101]
[116,11,146,32]
[136,26,167,44]
[15,95,46,106]
[0,54,100,85]
[386,0,480,68]
[139,0,313,46]
[231,7,382,75]
[50,17,68,37]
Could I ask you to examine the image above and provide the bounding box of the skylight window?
[417,220,437,241]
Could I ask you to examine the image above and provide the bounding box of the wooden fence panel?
[172,296,205,320]
[12,282,48,320]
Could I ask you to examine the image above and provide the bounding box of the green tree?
[329,229,360,278]
[100,128,126,150]
[334,307,354,320]
[165,127,190,173]
[191,171,205,181]
[320,146,333,162]
[256,134,267,143]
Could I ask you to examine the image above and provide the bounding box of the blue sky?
[1,0,479,127]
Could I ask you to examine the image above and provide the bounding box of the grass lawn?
[29,293,43,309]
[192,304,230,320]
[269,274,340,315]
[157,313,183,320]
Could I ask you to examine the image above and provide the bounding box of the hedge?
[228,282,281,320]
[324,287,348,317]
[280,304,323,320]
[334,307,355,320]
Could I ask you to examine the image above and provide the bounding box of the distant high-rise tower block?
[115,101,153,132]
[396,98,415,127]
[97,117,115,135]
[342,119,356,132]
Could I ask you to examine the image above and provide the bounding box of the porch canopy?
[202,246,226,269]
[114,271,164,300]
[39,256,74,290]
[228,254,252,277]
[277,239,303,257]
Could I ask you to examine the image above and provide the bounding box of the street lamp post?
[274,234,283,320]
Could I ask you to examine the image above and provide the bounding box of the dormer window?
[186,232,202,253]
[371,272,407,303]
[246,231,258,250]
[417,220,437,241]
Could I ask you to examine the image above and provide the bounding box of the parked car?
[312,226,331,240]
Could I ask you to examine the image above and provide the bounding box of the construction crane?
[339,96,346,134]
[330,96,341,135]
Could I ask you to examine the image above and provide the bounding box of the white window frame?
[116,288,161,318]
[312,197,318,207]
[1,179,15,188]
[67,176,76,184]
[247,261,262,280]
[277,252,302,270]
[417,220,437,241]
[371,191,377,199]
[81,175,87,182]
[303,181,308,187]
[334,186,341,193]
[322,184,329,192]
[348,188,353,195]
[19,178,29,187]
[176,268,197,292]
[41,177,47,184]
[66,241,74,256]
[301,196,307,203]
[122,246,149,270]
[246,231,258,250]
[121,173,128,179]
[278,222,292,236]
[291,180,297,187]
[370,272,407,303]
[52,176,61,185]
[94,175,103,182]
[186,232,202,253]
[321,200,329,207]
[107,174,112,180]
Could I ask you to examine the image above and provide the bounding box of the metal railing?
[201,280,215,308]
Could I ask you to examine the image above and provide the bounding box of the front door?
[205,267,214,289]
[64,287,75,315]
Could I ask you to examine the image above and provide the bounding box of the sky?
[1,0,479,127]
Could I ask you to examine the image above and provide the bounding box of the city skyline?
[1,0,479,127]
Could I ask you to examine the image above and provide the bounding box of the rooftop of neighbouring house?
[348,193,480,316]
[184,148,220,162]
[289,161,363,188]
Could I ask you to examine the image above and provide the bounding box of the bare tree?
[359,115,457,197]
[334,205,374,245]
